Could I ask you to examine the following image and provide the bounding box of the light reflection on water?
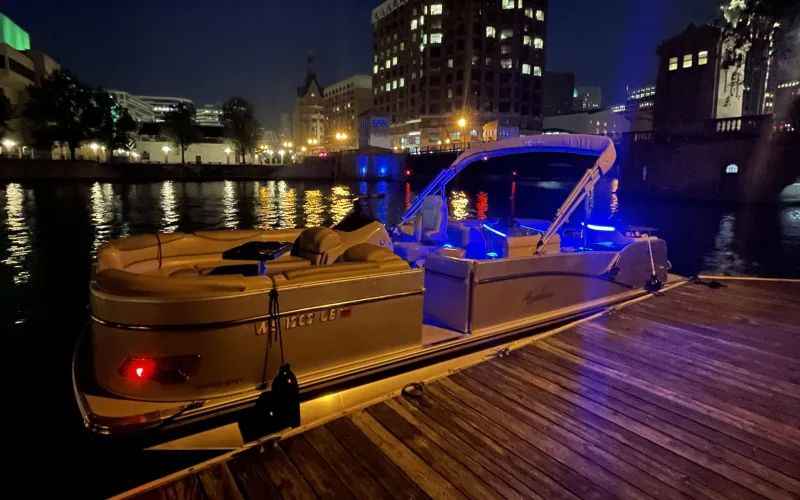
[2,179,800,305]
[3,183,32,285]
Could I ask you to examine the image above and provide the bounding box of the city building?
[324,74,373,151]
[543,71,575,116]
[137,95,194,122]
[543,107,629,141]
[293,58,325,148]
[108,90,156,123]
[0,13,60,143]
[573,85,602,111]
[624,84,655,132]
[358,111,392,150]
[371,0,548,151]
[654,24,725,134]
[279,112,292,142]
[195,104,223,127]
[771,4,800,131]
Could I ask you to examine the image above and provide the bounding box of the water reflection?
[160,181,179,233]
[330,185,353,225]
[304,190,325,227]
[222,180,238,229]
[450,190,470,220]
[3,183,32,285]
[276,181,297,229]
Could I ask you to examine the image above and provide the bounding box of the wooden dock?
[123,278,800,500]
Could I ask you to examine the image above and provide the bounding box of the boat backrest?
[291,227,344,265]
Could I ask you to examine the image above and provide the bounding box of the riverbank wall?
[0,149,411,183]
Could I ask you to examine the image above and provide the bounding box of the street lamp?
[90,142,100,162]
[162,145,171,164]
[2,138,16,158]
[457,117,467,129]
[224,147,232,164]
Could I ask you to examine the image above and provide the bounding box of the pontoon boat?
[73,134,669,442]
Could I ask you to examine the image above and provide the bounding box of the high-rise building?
[625,84,655,132]
[371,0,547,151]
[324,74,373,151]
[293,58,325,147]
[770,4,800,131]
[195,104,223,127]
[543,71,575,116]
[108,90,156,123]
[280,113,292,142]
[137,95,194,122]
[573,85,602,111]
[0,13,59,142]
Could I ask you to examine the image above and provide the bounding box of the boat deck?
[121,278,800,500]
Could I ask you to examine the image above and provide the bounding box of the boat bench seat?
[283,243,409,284]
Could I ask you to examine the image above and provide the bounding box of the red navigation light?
[120,357,156,381]
[405,169,412,176]
[119,355,200,384]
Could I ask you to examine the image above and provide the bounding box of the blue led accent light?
[442,243,455,249]
[486,251,499,258]
[482,224,507,238]
[584,223,616,232]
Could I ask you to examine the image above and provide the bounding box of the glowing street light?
[89,142,101,162]
[224,147,232,164]
[162,145,171,164]
[457,117,467,129]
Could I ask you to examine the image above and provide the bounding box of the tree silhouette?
[222,97,260,164]
[0,89,11,137]
[23,70,93,159]
[162,102,198,164]
[85,89,139,162]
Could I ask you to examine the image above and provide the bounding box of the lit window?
[501,44,512,55]
[525,7,534,18]
[522,64,531,75]
[485,57,492,65]
[385,59,391,69]
[668,57,678,71]
[523,35,532,46]
[536,9,545,21]
[393,80,398,89]
[424,5,428,14]
[385,83,391,92]
[502,0,515,9]
[501,58,513,69]
[400,78,405,87]
[430,33,443,44]
[534,37,544,49]
[373,64,379,74]
[517,0,523,7]
[698,50,708,65]
[447,58,454,68]
[486,26,496,38]
[411,19,418,30]
[430,4,443,15]
[400,42,405,50]
[420,15,425,26]
[393,56,398,66]
[500,29,513,40]
[683,53,693,68]
[448,89,453,99]
[725,164,739,174]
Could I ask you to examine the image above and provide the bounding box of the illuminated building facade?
[108,90,156,123]
[137,95,195,122]
[573,85,602,111]
[371,0,547,151]
[195,104,223,127]
[293,61,326,148]
[324,75,373,151]
[625,84,655,132]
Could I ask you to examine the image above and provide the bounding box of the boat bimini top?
[400,134,617,253]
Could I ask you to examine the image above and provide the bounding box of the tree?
[84,89,139,162]
[162,102,198,164]
[23,70,94,159]
[0,90,11,137]
[222,97,260,164]
[789,96,800,133]
[720,0,795,61]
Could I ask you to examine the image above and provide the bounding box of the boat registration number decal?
[255,307,352,335]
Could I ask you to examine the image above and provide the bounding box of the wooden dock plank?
[129,280,800,500]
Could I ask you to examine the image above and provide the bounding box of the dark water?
[2,178,799,497]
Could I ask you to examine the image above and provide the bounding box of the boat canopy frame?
[399,134,617,253]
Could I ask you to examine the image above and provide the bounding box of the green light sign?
[0,14,31,51]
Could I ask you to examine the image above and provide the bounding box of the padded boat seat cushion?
[292,227,343,265]
[340,243,398,263]
[95,269,249,298]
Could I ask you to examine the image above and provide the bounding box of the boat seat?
[284,243,409,283]
[397,194,449,244]
[291,227,346,265]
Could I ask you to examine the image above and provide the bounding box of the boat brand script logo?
[255,307,352,335]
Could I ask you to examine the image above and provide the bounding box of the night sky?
[4,0,719,128]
